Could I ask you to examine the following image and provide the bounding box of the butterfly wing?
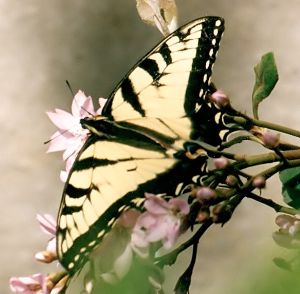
[57,16,224,274]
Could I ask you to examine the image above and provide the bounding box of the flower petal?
[46,132,72,153]
[9,273,48,294]
[37,214,56,236]
[97,97,108,115]
[72,90,96,118]
[60,170,68,183]
[169,198,190,215]
[144,194,169,215]
[47,110,77,131]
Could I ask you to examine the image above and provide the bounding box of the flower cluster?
[9,214,68,294]
[46,90,106,182]
[82,194,190,293]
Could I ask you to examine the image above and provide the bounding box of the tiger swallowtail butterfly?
[57,16,229,275]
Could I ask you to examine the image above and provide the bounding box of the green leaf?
[273,257,292,272]
[279,166,300,209]
[252,52,279,119]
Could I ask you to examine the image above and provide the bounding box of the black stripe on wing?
[158,42,172,65]
[139,58,161,80]
[121,78,146,117]
[184,17,224,114]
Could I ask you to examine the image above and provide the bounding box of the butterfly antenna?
[43,128,73,145]
[65,80,94,117]
[66,80,75,97]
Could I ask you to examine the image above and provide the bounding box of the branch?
[155,220,213,267]
[246,192,298,215]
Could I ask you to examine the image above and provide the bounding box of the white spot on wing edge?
[213,28,219,36]
[215,20,222,27]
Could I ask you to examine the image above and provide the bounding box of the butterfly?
[56,16,231,275]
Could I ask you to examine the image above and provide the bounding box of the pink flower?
[131,194,190,251]
[46,90,106,181]
[35,214,57,263]
[9,273,49,294]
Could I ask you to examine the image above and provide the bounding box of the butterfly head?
[80,115,107,137]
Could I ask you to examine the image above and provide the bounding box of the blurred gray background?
[2,0,300,293]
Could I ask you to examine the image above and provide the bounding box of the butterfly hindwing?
[57,16,224,274]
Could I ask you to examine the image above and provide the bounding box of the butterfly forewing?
[57,16,224,274]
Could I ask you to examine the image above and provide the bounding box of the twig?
[155,220,213,267]
[246,192,298,215]
[233,116,300,139]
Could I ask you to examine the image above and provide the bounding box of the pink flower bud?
[262,130,280,148]
[252,176,266,189]
[209,90,230,107]
[196,187,216,203]
[213,157,229,169]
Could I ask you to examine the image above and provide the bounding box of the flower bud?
[209,90,230,107]
[252,176,266,189]
[196,187,216,203]
[212,203,232,224]
[213,157,229,169]
[225,175,238,187]
[262,130,280,148]
[35,251,57,263]
[196,210,210,222]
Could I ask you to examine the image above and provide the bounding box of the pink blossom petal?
[144,194,169,215]
[164,219,181,248]
[37,214,56,236]
[46,132,72,153]
[60,170,68,183]
[62,141,82,163]
[10,273,48,294]
[97,97,107,115]
[131,227,148,248]
[47,110,77,131]
[46,237,57,253]
[137,212,157,229]
[145,217,169,243]
[72,90,96,118]
[169,198,190,215]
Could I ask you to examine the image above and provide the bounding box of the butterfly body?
[57,16,227,274]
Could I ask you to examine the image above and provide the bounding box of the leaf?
[252,52,279,119]
[279,166,300,209]
[273,257,292,271]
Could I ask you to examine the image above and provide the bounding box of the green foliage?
[279,166,300,209]
[273,257,292,271]
[252,52,279,119]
